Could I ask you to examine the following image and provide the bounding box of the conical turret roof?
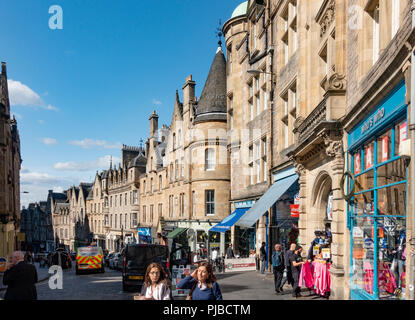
[194,45,227,124]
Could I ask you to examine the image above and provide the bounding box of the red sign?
[381,136,389,162]
[365,145,373,169]
[400,121,408,143]
[355,153,361,174]
[290,204,300,218]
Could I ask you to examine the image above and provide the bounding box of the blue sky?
[0,0,243,207]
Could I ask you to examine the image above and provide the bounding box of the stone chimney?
[149,110,159,141]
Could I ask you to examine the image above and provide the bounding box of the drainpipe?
[410,0,415,301]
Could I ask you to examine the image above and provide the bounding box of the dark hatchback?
[121,244,170,291]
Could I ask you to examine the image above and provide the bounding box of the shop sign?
[381,136,389,162]
[0,257,7,273]
[322,248,331,259]
[365,145,373,169]
[355,153,361,174]
[290,204,300,218]
[235,200,255,209]
[361,108,385,135]
[224,258,256,272]
[400,121,408,143]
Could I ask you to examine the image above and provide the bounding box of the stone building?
[342,0,415,300]
[66,183,93,250]
[101,146,144,252]
[20,201,54,253]
[222,0,300,264]
[0,62,22,259]
[139,43,231,256]
[223,0,414,300]
[49,189,70,250]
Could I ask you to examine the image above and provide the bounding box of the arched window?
[205,148,216,171]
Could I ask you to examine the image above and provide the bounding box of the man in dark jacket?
[271,244,284,293]
[260,242,267,274]
[3,251,38,300]
[226,244,234,259]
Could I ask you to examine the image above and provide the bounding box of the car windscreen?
[126,246,167,264]
[77,247,99,256]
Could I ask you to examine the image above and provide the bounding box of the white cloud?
[21,171,63,185]
[68,138,122,150]
[53,155,121,172]
[152,98,162,105]
[8,79,59,111]
[41,137,58,145]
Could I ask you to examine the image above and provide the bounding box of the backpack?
[272,251,283,267]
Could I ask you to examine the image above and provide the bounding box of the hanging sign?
[381,136,389,162]
[326,193,333,221]
[365,145,373,169]
[294,193,300,205]
[355,153,361,174]
[290,204,300,218]
[399,121,408,155]
[313,246,320,256]
[322,248,331,259]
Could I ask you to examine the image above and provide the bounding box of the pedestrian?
[272,244,284,294]
[24,251,32,264]
[2,251,38,300]
[226,243,234,259]
[177,261,223,300]
[280,243,296,291]
[289,245,305,298]
[137,263,171,300]
[260,242,267,274]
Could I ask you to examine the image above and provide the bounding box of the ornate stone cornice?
[320,132,343,158]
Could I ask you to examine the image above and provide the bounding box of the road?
[36,266,138,300]
[35,265,324,300]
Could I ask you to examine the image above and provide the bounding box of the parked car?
[105,253,114,267]
[109,253,121,270]
[121,244,170,291]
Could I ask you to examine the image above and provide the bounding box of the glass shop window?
[363,140,375,170]
[377,129,392,164]
[353,191,374,215]
[355,170,374,193]
[376,217,406,299]
[377,184,406,216]
[377,158,406,188]
[395,121,408,157]
[352,216,375,294]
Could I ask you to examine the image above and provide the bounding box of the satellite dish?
[187,229,195,237]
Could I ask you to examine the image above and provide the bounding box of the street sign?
[290,204,300,218]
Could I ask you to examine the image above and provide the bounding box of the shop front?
[347,80,408,300]
[235,170,299,269]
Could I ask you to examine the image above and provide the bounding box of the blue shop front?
[347,80,408,300]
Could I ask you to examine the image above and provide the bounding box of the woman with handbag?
[137,263,171,300]
[177,262,223,300]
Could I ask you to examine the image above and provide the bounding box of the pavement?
[216,269,328,300]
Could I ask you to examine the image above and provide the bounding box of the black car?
[121,244,170,291]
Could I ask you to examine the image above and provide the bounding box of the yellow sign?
[322,248,331,259]
[17,232,25,242]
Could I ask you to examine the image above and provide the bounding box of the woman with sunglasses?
[137,262,171,300]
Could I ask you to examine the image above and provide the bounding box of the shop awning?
[235,174,299,228]
[167,227,188,239]
[209,208,249,233]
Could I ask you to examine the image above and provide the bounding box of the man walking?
[2,251,38,300]
[280,243,296,291]
[260,242,267,274]
[226,244,234,259]
[272,244,284,293]
[289,245,305,298]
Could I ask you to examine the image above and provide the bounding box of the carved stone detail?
[326,73,346,91]
[320,0,335,38]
